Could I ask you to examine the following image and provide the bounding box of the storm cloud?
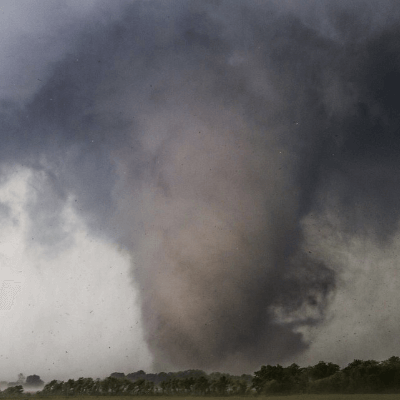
[2,0,400,377]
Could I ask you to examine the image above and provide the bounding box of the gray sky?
[1,0,400,383]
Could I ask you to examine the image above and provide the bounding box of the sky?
[2,0,400,383]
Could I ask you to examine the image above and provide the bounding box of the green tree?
[210,375,230,396]
[230,378,248,395]
[181,376,195,394]
[310,361,340,380]
[3,385,24,396]
[342,359,381,392]
[42,380,63,395]
[194,375,210,395]
[64,379,76,396]
[252,365,285,393]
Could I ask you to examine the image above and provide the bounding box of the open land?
[12,396,400,400]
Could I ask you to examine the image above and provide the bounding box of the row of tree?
[1,374,44,387]
[0,374,44,398]
[252,356,400,394]
[39,373,250,396]
[3,356,400,396]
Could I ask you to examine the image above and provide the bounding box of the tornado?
[1,0,400,376]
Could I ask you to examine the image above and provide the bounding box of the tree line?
[38,371,251,397]
[0,374,44,397]
[3,356,400,396]
[252,356,400,394]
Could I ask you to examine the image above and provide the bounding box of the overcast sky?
[2,0,400,383]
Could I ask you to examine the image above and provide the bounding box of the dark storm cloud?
[3,0,400,373]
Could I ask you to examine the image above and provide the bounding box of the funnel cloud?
[1,0,400,378]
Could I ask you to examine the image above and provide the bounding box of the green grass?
[17,396,400,400]
[251,396,400,400]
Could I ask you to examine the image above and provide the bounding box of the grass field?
[18,396,400,400]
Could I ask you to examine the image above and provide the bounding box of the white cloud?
[293,211,400,367]
[0,168,152,382]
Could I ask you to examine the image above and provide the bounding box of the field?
[17,396,400,400]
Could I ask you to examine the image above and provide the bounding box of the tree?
[133,378,153,395]
[211,375,231,395]
[25,375,44,387]
[110,372,125,379]
[42,380,63,395]
[252,365,285,393]
[342,359,382,392]
[194,375,210,395]
[3,385,24,395]
[179,377,195,394]
[230,378,248,395]
[100,376,125,394]
[310,361,340,380]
